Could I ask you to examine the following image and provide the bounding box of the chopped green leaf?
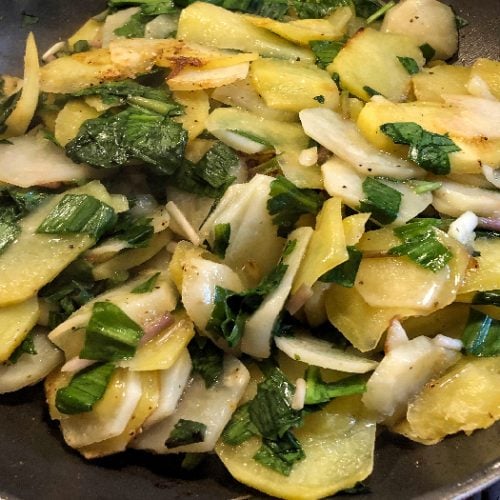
[181,453,205,470]
[79,302,144,362]
[248,366,302,440]
[380,122,460,175]
[108,0,177,15]
[366,0,395,24]
[359,177,402,225]
[363,85,382,97]
[206,261,288,347]
[267,175,325,237]
[229,129,273,147]
[55,362,115,415]
[455,15,469,29]
[352,0,381,18]
[165,419,207,448]
[222,402,259,445]
[471,290,500,307]
[66,107,187,174]
[304,366,366,405]
[309,39,346,69]
[313,95,325,104]
[8,330,37,364]
[389,219,452,272]
[168,141,238,198]
[0,90,20,134]
[462,309,500,357]
[131,272,161,293]
[397,56,420,75]
[73,40,90,53]
[111,212,154,248]
[188,336,224,388]
[419,43,436,62]
[114,11,150,38]
[253,431,305,476]
[0,221,20,256]
[212,223,231,258]
[36,194,117,240]
[406,179,442,194]
[320,245,362,287]
[292,0,351,19]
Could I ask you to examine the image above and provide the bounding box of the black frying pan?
[0,1,499,498]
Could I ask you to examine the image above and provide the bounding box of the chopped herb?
[0,90,20,134]
[320,245,362,287]
[363,85,382,97]
[0,221,20,256]
[165,419,207,448]
[168,141,238,198]
[397,56,420,75]
[304,366,366,405]
[55,362,115,415]
[114,11,150,38]
[248,366,302,440]
[406,179,442,194]
[462,309,500,357]
[111,213,154,248]
[72,40,90,53]
[212,223,231,258]
[352,0,381,18]
[331,72,341,87]
[471,290,500,307]
[455,15,469,29]
[309,39,346,69]
[181,453,205,470]
[66,107,187,174]
[207,261,288,347]
[253,431,305,476]
[229,129,273,148]
[36,194,117,240]
[21,11,39,26]
[8,330,37,364]
[359,177,402,225]
[293,0,352,19]
[380,122,460,175]
[313,95,325,104]
[79,302,144,362]
[188,336,224,388]
[267,175,325,237]
[131,272,161,293]
[222,402,259,445]
[389,219,452,272]
[366,0,395,24]
[419,43,436,62]
[108,0,177,15]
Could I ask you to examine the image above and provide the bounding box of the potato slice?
[176,2,313,63]
[172,90,209,141]
[412,65,470,102]
[468,58,500,100]
[381,0,458,60]
[328,27,424,102]
[54,99,100,146]
[395,357,500,444]
[250,58,339,112]
[460,238,500,294]
[68,18,103,50]
[2,33,39,138]
[0,296,39,362]
[0,329,63,393]
[216,396,376,500]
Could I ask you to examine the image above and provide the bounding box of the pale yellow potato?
[173,90,209,141]
[412,65,470,102]
[469,58,500,100]
[54,99,100,146]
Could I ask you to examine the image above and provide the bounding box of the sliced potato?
[250,58,339,113]
[172,90,209,141]
[469,58,500,100]
[459,238,500,294]
[216,396,376,500]
[412,65,470,102]
[54,99,100,146]
[328,27,424,102]
[68,18,103,50]
[396,357,500,444]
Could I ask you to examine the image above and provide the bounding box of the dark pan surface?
[0,1,499,498]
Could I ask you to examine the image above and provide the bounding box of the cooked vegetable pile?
[0,0,499,497]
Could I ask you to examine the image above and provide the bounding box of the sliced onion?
[447,211,478,248]
[141,313,175,345]
[384,319,409,353]
[61,357,96,373]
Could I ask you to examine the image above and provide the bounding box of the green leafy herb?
[471,290,500,307]
[0,90,20,134]
[253,431,305,476]
[359,177,402,225]
[352,0,382,18]
[73,80,183,115]
[66,107,187,174]
[55,362,115,415]
[181,453,205,470]
[397,56,420,75]
[8,330,37,364]
[419,43,436,62]
[248,366,302,440]
[363,85,382,97]
[309,39,346,69]
[79,302,144,361]
[36,194,117,240]
[229,129,273,147]
[366,0,395,24]
[0,221,20,256]
[212,223,231,258]
[109,0,177,14]
[267,175,325,237]
[21,11,39,26]
[304,366,366,405]
[455,15,469,29]
[380,122,460,175]
[407,179,442,194]
[111,213,154,248]
[462,309,500,357]
[320,245,362,287]
[131,272,161,293]
[313,95,325,104]
[114,11,151,38]
[73,40,90,53]
[188,336,224,388]
[168,141,238,198]
[222,402,259,445]
[207,262,288,347]
[389,219,452,272]
[165,419,207,448]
